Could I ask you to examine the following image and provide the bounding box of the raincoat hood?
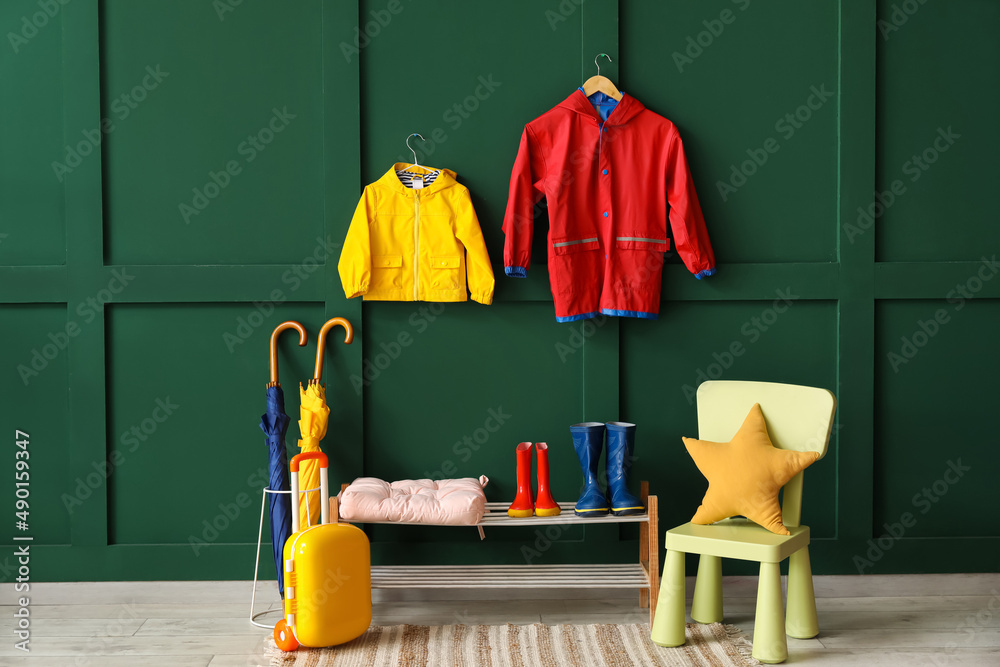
[375,163,460,195]
[557,89,647,126]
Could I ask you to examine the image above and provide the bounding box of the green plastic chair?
[650,380,836,664]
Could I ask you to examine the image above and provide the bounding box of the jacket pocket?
[552,237,600,255]
[372,255,403,289]
[614,236,670,251]
[614,238,665,290]
[429,255,461,290]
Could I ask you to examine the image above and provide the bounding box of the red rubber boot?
[533,442,561,517]
[507,442,534,517]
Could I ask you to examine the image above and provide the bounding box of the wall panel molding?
[1,0,995,581]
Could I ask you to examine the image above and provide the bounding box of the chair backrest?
[696,381,837,528]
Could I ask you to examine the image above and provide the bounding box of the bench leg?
[646,495,659,627]
[639,483,650,611]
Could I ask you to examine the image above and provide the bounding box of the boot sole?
[507,508,534,518]
[610,507,645,516]
[534,507,562,517]
[573,508,609,516]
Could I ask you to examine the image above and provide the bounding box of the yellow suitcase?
[274,452,371,651]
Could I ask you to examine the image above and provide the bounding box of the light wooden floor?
[1,574,998,666]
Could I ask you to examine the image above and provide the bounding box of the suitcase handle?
[290,453,330,533]
[290,452,328,472]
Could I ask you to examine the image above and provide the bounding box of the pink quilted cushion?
[338,476,489,525]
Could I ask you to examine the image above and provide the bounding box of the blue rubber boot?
[571,422,609,516]
[606,422,645,516]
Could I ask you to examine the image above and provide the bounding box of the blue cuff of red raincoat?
[694,267,717,280]
[505,266,527,278]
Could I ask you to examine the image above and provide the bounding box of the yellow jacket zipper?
[413,191,420,300]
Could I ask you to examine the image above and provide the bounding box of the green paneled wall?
[0,306,72,546]
[875,0,1000,261]
[101,0,326,265]
[1,0,997,583]
[623,0,840,264]
[0,0,66,266]
[105,303,331,546]
[875,300,1000,538]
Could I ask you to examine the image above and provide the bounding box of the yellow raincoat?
[338,164,495,304]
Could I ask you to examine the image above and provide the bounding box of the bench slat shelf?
[478,502,650,526]
[371,564,649,588]
[334,481,660,625]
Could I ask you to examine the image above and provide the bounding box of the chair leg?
[785,547,819,639]
[753,561,788,664]
[691,554,723,623]
[650,549,686,647]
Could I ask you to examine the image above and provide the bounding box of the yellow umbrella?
[296,318,353,529]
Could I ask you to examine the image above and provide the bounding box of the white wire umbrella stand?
[249,485,321,629]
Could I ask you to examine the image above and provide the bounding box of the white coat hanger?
[581,53,623,102]
[397,134,437,174]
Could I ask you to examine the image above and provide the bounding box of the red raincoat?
[502,90,716,322]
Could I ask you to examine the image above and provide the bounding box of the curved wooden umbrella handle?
[269,321,308,387]
[313,317,354,382]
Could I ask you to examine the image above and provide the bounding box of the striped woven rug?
[267,623,758,666]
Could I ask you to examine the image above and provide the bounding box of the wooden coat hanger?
[581,53,623,102]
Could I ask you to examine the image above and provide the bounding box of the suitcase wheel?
[274,619,299,652]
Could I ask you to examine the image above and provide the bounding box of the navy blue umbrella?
[261,322,307,596]
[260,386,292,595]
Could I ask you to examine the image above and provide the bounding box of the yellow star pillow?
[683,403,818,536]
